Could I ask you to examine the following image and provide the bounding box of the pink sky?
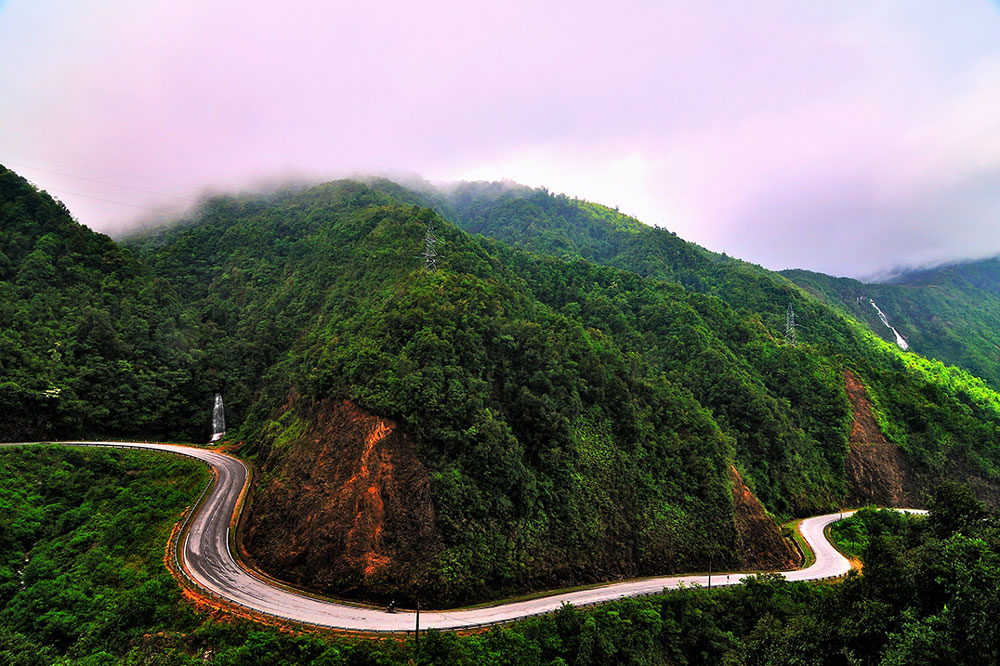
[2,0,1000,277]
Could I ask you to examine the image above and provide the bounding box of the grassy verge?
[782,518,816,568]
[0,444,407,665]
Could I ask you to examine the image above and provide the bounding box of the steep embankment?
[241,396,442,601]
[842,369,918,508]
[242,399,800,605]
[729,466,797,570]
[0,166,206,440]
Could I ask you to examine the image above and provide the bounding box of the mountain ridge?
[5,164,1000,605]
[784,256,1000,391]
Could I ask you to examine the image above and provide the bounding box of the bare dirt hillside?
[241,397,442,602]
[729,466,798,570]
[842,370,918,507]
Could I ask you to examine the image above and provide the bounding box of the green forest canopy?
[5,164,1000,603]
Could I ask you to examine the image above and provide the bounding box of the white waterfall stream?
[869,299,909,350]
[210,393,226,442]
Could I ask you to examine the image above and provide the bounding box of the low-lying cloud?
[2,0,999,277]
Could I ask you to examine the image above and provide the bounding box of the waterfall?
[210,393,226,442]
[869,299,909,350]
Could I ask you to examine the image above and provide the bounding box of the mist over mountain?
[8,2,1000,279]
[7,0,1000,660]
[6,161,1000,610]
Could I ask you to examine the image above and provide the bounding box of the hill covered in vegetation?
[785,258,1000,392]
[409,180,1000,502]
[0,166,207,441]
[5,164,1000,606]
[126,181,799,603]
[124,177,1000,604]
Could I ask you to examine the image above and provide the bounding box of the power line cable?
[44,187,182,212]
[0,146,186,187]
[2,158,196,202]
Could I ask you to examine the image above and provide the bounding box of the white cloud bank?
[2,0,1000,277]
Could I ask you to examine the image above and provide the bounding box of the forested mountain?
[785,258,1000,392]
[0,166,206,441]
[122,177,1000,604]
[400,179,1000,500]
[6,164,1000,606]
[125,181,794,603]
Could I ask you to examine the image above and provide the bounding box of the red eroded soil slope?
[241,397,442,603]
[844,369,888,445]
[238,398,803,604]
[729,466,798,570]
[842,369,918,507]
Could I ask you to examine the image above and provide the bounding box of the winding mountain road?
[3,441,924,632]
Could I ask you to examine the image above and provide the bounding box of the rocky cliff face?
[240,397,442,603]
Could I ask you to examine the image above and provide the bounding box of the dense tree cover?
[0,445,209,663]
[8,164,1000,602]
[475,245,850,516]
[438,181,766,299]
[786,260,1000,393]
[128,182,414,434]
[123,178,1000,603]
[0,166,209,441]
[419,181,1000,500]
[129,185,744,602]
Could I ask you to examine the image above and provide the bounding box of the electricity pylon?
[786,303,799,345]
[423,220,437,272]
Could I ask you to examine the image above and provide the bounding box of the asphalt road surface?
[2,441,926,632]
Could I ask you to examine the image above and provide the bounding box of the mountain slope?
[408,180,1000,494]
[124,178,1000,605]
[128,182,758,603]
[785,258,1000,392]
[0,165,206,440]
[8,164,1000,606]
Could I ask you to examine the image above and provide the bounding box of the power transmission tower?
[422,220,438,272]
[785,303,798,345]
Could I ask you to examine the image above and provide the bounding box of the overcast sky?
[2,1,1000,278]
